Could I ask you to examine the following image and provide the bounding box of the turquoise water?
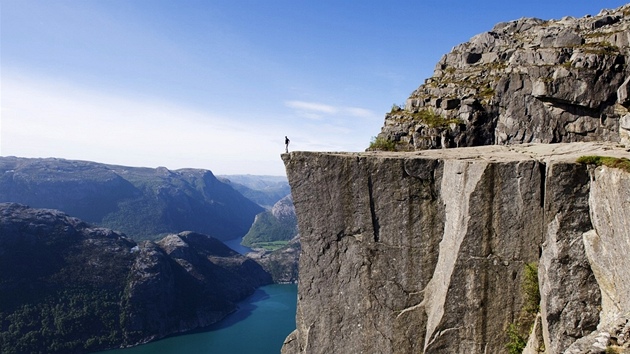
[223,237,253,254]
[100,284,297,354]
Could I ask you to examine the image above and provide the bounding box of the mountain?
[218,175,290,209]
[252,236,300,284]
[282,5,630,354]
[0,203,272,354]
[242,194,297,248]
[242,195,300,283]
[373,5,630,151]
[0,157,263,241]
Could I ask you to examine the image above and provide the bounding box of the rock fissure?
[423,160,487,350]
[367,175,380,243]
[282,142,630,354]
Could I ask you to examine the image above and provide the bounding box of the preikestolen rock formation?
[282,5,630,354]
[282,143,630,354]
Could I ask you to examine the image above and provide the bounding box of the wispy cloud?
[1,71,384,175]
[285,100,338,114]
[343,107,373,118]
[284,100,376,119]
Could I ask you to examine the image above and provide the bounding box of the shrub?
[390,103,404,113]
[506,323,527,354]
[479,86,495,99]
[369,137,397,151]
[523,262,540,314]
[411,109,462,128]
[505,262,541,354]
[605,345,622,354]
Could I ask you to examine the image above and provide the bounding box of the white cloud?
[284,100,376,121]
[285,100,338,114]
[0,72,289,175]
[343,107,374,118]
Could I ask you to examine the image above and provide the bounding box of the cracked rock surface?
[281,142,630,354]
[375,4,630,151]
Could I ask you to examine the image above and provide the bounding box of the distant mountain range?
[243,195,299,283]
[218,174,290,209]
[0,157,299,352]
[0,157,264,241]
[0,203,272,353]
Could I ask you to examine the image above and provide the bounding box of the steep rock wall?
[282,142,630,354]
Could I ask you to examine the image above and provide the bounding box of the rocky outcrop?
[252,236,301,284]
[242,195,300,283]
[0,203,272,353]
[281,142,630,354]
[243,195,298,248]
[375,5,630,151]
[122,231,272,344]
[0,157,263,241]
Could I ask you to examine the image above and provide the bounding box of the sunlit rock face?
[281,142,630,354]
[374,5,630,152]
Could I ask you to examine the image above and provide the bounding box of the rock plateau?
[283,4,630,354]
[282,143,630,354]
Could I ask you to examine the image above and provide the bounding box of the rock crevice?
[281,143,630,354]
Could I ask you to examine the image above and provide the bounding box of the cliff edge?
[281,142,630,354]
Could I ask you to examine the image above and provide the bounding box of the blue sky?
[2,1,628,175]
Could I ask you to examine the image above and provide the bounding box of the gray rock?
[617,77,630,108]
[373,4,630,151]
[281,143,630,354]
[553,29,583,47]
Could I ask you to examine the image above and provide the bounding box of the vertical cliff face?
[281,143,630,354]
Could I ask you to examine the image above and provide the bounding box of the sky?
[2,1,629,175]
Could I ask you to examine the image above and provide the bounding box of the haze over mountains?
[0,156,270,241]
[218,175,291,210]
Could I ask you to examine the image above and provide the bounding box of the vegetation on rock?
[505,262,541,354]
[368,136,397,151]
[577,155,630,173]
[242,211,296,249]
[375,4,630,150]
[242,195,297,250]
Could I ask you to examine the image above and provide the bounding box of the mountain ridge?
[0,156,263,241]
[0,202,272,353]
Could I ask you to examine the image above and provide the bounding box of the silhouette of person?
[285,136,290,153]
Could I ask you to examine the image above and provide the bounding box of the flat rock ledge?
[281,142,630,354]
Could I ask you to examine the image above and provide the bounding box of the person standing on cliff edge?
[285,136,290,153]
